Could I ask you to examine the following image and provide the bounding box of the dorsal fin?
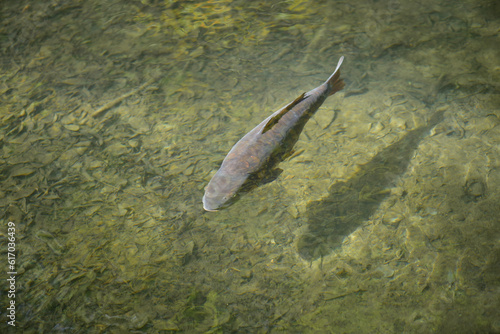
[262,92,306,134]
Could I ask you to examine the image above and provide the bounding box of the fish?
[203,56,345,211]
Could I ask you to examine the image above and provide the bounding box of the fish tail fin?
[326,56,345,95]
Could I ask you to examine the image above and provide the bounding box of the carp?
[203,56,345,211]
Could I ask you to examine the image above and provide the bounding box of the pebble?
[64,124,80,131]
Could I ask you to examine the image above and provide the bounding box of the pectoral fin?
[262,92,306,134]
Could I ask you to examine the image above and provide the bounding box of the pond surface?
[1,0,499,332]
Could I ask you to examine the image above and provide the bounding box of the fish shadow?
[297,110,445,261]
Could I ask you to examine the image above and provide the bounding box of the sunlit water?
[1,0,499,332]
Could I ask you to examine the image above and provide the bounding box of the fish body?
[203,56,345,211]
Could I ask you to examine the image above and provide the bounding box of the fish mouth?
[204,208,219,212]
[203,204,219,212]
[202,195,220,212]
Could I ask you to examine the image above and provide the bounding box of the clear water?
[1,0,499,332]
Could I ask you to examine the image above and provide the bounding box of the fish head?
[202,171,244,211]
